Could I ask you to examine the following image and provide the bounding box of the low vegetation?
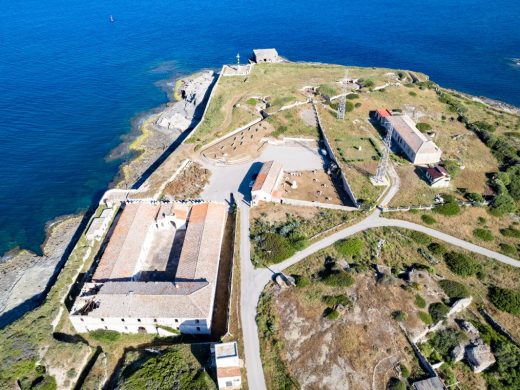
[439,279,470,300]
[488,286,520,315]
[443,251,482,277]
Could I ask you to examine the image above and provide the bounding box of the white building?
[466,341,496,373]
[85,208,113,241]
[251,48,280,63]
[213,342,242,389]
[70,201,228,336]
[376,109,442,165]
[251,161,284,206]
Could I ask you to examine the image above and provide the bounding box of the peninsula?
[1,50,520,390]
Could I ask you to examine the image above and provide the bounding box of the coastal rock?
[155,70,215,131]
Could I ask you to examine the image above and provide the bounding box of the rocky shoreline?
[0,70,216,325]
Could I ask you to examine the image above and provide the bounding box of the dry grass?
[387,207,520,256]
[162,161,211,199]
[281,170,344,205]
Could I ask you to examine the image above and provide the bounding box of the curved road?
[239,172,520,389]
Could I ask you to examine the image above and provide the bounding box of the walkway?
[238,164,520,390]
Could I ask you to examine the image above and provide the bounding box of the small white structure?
[466,340,496,373]
[376,109,442,165]
[213,342,242,389]
[85,208,113,241]
[251,48,280,63]
[251,161,284,206]
[447,297,473,317]
[412,376,444,390]
[424,165,451,188]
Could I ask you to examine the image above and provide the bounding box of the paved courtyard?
[198,142,327,202]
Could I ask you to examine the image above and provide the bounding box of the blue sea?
[1,0,519,255]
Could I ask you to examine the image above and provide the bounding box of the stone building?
[251,48,279,63]
[466,340,496,373]
[70,201,228,336]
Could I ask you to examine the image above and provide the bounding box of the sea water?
[0,0,519,255]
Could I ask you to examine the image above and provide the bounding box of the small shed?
[424,165,450,188]
[252,48,279,63]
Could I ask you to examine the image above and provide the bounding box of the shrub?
[246,98,257,105]
[473,228,494,241]
[409,91,417,97]
[409,231,431,245]
[321,271,354,287]
[490,193,517,216]
[444,251,482,276]
[346,93,359,100]
[418,311,433,325]
[415,294,427,308]
[324,308,340,320]
[318,84,337,98]
[429,302,450,323]
[400,364,410,378]
[488,286,520,315]
[335,238,363,258]
[428,242,447,256]
[346,101,355,112]
[387,378,406,390]
[499,243,517,256]
[434,202,460,216]
[416,123,432,132]
[421,214,436,225]
[500,227,520,238]
[443,160,460,177]
[474,120,496,133]
[258,233,296,264]
[294,275,310,288]
[89,330,121,343]
[322,294,352,309]
[466,192,484,203]
[392,310,407,321]
[439,279,470,299]
[354,102,362,108]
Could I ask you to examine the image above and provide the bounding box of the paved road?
[238,166,520,390]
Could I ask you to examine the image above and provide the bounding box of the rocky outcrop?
[155,71,215,131]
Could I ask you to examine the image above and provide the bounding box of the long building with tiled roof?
[70,201,227,335]
[251,160,284,206]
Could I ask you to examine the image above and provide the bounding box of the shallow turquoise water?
[0,0,519,255]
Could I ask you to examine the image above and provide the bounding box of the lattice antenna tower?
[373,125,394,184]
[337,70,348,120]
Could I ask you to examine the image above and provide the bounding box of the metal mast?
[372,125,393,184]
[337,71,348,120]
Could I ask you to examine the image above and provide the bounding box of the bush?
[421,214,436,225]
[415,294,427,308]
[392,310,407,321]
[322,294,352,308]
[409,231,431,245]
[500,227,520,238]
[418,311,433,325]
[439,279,470,299]
[499,243,517,256]
[416,122,432,132]
[434,202,460,216]
[387,378,406,390]
[400,363,410,378]
[346,101,355,112]
[490,193,517,216]
[346,93,359,100]
[324,308,340,320]
[258,233,296,264]
[429,302,450,323]
[246,98,257,105]
[428,242,447,256]
[488,286,520,315]
[443,160,460,177]
[474,120,496,133]
[444,251,482,276]
[321,271,354,287]
[466,192,484,203]
[335,238,363,258]
[89,330,121,343]
[354,102,362,108]
[294,275,310,288]
[409,91,417,97]
[473,228,494,241]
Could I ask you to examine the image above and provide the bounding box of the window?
[104,326,108,330]
[195,319,199,324]
[196,327,201,331]
[137,318,141,322]
[153,319,157,323]
[80,318,84,322]
[101,318,105,322]
[121,318,125,322]
[226,381,232,387]
[175,319,179,323]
